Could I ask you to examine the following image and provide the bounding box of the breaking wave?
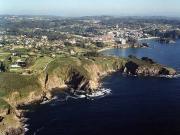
[66,88,112,100]
[159,74,180,78]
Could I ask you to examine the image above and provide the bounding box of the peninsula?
[0,54,176,134]
[0,15,179,135]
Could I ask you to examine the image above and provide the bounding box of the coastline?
[98,37,160,53]
[16,69,117,134]
[98,46,114,52]
[0,55,177,135]
[98,43,149,53]
[138,37,160,41]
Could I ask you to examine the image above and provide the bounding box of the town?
[0,15,180,74]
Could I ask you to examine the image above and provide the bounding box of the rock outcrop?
[4,127,24,135]
[124,58,176,76]
[44,57,125,92]
[0,116,4,122]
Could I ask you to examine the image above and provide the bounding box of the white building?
[121,38,126,45]
[11,64,21,68]
[115,38,126,45]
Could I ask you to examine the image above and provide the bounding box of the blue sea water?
[102,39,180,70]
[25,40,180,135]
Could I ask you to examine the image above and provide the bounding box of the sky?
[0,0,180,17]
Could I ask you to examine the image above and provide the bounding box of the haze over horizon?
[0,0,180,17]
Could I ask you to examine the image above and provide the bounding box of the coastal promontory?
[0,55,176,134]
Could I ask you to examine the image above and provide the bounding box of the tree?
[0,61,6,72]
[83,51,101,57]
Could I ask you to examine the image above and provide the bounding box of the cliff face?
[0,56,177,107]
[136,66,176,76]
[43,56,177,94]
[43,56,126,92]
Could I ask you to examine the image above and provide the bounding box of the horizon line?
[1,14,180,19]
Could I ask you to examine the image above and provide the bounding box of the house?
[69,39,76,45]
[69,49,75,55]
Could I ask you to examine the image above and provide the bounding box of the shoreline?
[21,71,180,134]
[98,46,114,52]
[98,43,149,53]
[16,70,116,134]
[1,55,177,135]
[98,37,160,53]
[138,37,160,41]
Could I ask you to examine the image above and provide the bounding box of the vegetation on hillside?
[0,73,41,98]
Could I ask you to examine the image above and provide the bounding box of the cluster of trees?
[60,26,99,35]
[2,17,101,40]
[101,17,180,27]
[128,55,155,64]
[6,28,69,41]
[95,42,107,48]
[141,57,155,64]
[5,26,100,41]
[83,51,101,57]
[0,61,7,72]
[147,29,180,40]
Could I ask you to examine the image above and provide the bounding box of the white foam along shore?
[86,88,111,98]
[159,74,180,78]
[75,88,111,99]
[40,87,112,105]
[40,96,58,105]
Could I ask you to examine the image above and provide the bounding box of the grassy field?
[0,55,171,101]
[0,73,41,98]
[93,56,126,71]
[0,53,11,61]
[127,56,161,67]
[46,56,127,83]
[29,56,53,73]
[46,56,90,81]
[0,113,21,134]
[0,98,9,110]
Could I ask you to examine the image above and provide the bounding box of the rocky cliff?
[124,57,176,76]
[43,56,126,92]
[0,56,177,135]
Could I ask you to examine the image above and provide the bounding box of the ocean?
[25,39,180,135]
